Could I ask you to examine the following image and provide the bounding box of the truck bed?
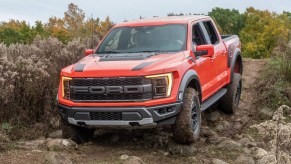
[221,35,240,68]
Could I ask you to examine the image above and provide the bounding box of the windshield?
[96,24,187,54]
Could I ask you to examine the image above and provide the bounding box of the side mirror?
[195,45,214,57]
[84,49,94,56]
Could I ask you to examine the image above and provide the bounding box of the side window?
[203,21,219,45]
[192,24,206,46]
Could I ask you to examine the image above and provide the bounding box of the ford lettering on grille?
[70,78,153,102]
[73,85,144,94]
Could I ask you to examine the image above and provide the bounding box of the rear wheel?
[173,87,201,144]
[61,119,95,144]
[219,73,242,113]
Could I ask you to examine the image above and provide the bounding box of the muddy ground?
[1,58,290,164]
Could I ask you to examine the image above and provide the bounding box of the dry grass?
[0,37,94,128]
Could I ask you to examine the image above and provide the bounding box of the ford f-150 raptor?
[57,15,243,144]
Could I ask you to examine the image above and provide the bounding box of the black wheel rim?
[191,101,198,131]
[235,81,242,105]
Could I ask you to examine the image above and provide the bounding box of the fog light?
[159,108,166,114]
[167,107,174,113]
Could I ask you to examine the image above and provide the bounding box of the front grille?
[73,77,143,86]
[74,93,152,101]
[70,77,152,102]
[90,112,122,120]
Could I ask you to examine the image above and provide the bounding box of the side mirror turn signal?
[84,49,94,56]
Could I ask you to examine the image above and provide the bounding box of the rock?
[253,148,268,159]
[242,147,252,154]
[48,130,62,139]
[202,128,217,137]
[120,154,129,160]
[234,134,243,140]
[215,124,224,132]
[233,122,242,130]
[218,139,242,150]
[46,138,77,151]
[257,155,277,164]
[234,154,255,164]
[207,136,225,145]
[163,152,169,156]
[188,157,199,163]
[222,121,231,129]
[123,156,144,164]
[18,139,46,150]
[238,138,257,147]
[45,152,73,164]
[212,159,228,164]
[209,111,220,122]
[261,108,274,117]
[167,141,197,155]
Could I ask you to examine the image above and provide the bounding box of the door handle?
[222,50,227,54]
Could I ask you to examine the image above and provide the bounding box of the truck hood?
[62,52,186,77]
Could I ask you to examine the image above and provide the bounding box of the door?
[191,23,216,100]
[200,21,228,94]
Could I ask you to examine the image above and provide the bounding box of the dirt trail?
[217,58,268,135]
[0,58,269,164]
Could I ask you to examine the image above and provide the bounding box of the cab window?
[203,21,219,45]
[192,24,206,46]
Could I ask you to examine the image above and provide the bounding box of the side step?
[201,88,227,112]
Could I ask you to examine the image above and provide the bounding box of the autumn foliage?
[0,3,113,45]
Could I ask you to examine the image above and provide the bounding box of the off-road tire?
[61,119,95,144]
[219,73,242,113]
[173,87,201,144]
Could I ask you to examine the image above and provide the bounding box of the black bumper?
[58,102,182,128]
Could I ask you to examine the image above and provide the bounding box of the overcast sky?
[0,0,290,25]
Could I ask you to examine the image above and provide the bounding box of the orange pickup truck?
[57,15,243,144]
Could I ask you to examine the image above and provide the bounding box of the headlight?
[146,73,173,98]
[62,76,72,99]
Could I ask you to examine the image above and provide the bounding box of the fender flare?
[177,70,202,102]
[230,48,243,82]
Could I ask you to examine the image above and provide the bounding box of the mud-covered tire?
[61,119,95,144]
[173,87,201,144]
[219,73,242,113]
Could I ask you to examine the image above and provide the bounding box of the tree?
[239,7,290,58]
[45,16,70,43]
[208,7,244,35]
[95,16,114,40]
[34,21,49,38]
[167,12,184,16]
[64,3,85,38]
[0,28,21,45]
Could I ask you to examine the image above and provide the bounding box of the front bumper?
[58,102,182,128]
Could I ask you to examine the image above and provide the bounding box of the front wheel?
[173,87,201,144]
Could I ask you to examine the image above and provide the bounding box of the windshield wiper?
[97,51,122,54]
[135,50,161,53]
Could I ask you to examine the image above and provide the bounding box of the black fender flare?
[177,70,202,102]
[230,48,243,82]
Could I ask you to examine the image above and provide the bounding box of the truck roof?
[115,15,210,27]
